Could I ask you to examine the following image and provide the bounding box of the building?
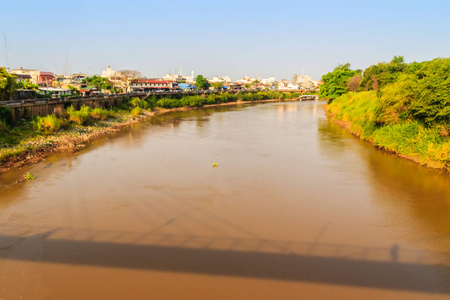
[55,73,87,86]
[163,71,195,83]
[261,76,276,84]
[101,66,116,79]
[295,75,312,84]
[10,68,55,86]
[277,80,300,90]
[9,68,34,81]
[235,76,258,84]
[130,79,179,92]
[38,87,72,96]
[208,76,232,83]
[311,80,323,88]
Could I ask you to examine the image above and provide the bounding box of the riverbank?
[327,91,450,171]
[0,95,301,173]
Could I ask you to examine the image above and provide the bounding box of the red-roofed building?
[10,69,55,87]
[130,79,179,92]
[29,71,55,87]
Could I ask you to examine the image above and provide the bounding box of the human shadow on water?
[0,231,449,295]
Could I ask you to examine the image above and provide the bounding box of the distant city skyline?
[1,0,449,80]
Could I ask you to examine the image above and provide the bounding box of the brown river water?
[0,101,450,299]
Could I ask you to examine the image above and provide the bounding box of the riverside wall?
[0,90,316,121]
[1,91,208,121]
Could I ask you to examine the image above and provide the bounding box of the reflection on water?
[318,114,450,260]
[1,101,450,299]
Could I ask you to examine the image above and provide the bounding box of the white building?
[163,71,195,83]
[38,87,72,96]
[235,76,258,84]
[209,76,232,83]
[277,81,300,90]
[261,76,276,84]
[101,66,116,79]
[295,75,312,83]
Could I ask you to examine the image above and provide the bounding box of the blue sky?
[1,0,449,80]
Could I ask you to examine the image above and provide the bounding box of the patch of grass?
[67,105,91,125]
[130,107,143,117]
[90,107,112,121]
[33,115,64,135]
[130,97,150,109]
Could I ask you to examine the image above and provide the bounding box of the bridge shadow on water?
[1,228,449,295]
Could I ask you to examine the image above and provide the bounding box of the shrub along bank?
[0,91,300,168]
[326,57,450,170]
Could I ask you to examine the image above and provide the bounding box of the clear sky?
[1,0,449,80]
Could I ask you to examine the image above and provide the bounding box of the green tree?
[360,56,406,91]
[16,79,39,90]
[213,82,223,89]
[346,74,362,92]
[0,68,17,101]
[82,75,113,91]
[320,63,357,102]
[195,75,210,90]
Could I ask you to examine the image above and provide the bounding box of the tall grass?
[327,91,450,169]
[67,105,91,125]
[130,97,150,109]
[130,107,143,117]
[33,115,63,134]
[90,107,113,120]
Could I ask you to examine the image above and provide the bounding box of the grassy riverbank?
[0,91,300,172]
[327,91,450,170]
[324,57,450,171]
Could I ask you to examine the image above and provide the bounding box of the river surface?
[0,101,450,299]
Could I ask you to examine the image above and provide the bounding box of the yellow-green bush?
[130,107,143,117]
[90,107,111,121]
[33,115,64,134]
[67,105,91,125]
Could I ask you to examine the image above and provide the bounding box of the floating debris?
[23,172,35,181]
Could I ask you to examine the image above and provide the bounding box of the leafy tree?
[16,79,39,90]
[0,68,17,101]
[67,85,81,96]
[118,70,142,92]
[82,75,113,91]
[320,63,357,102]
[371,57,450,126]
[360,56,406,91]
[346,74,362,92]
[213,82,223,89]
[195,75,210,90]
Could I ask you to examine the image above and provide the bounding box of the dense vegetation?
[326,57,450,170]
[81,75,115,92]
[0,67,17,101]
[195,75,211,90]
[319,63,359,101]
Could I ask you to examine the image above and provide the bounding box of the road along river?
[0,101,449,299]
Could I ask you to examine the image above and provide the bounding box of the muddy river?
[0,101,450,299]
